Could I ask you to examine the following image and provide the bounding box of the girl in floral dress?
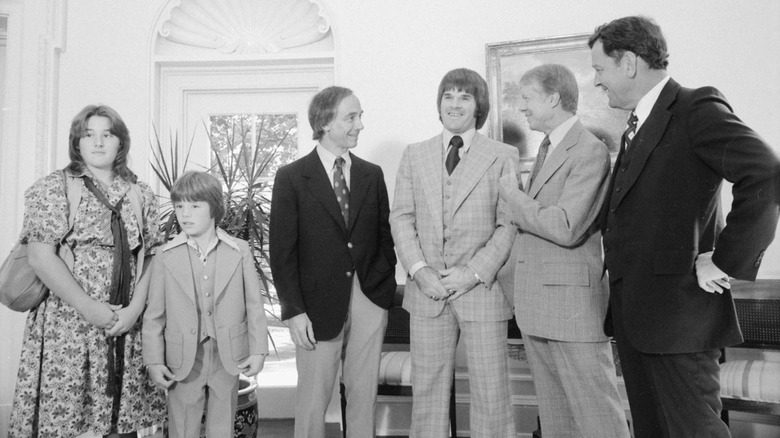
[9,105,166,437]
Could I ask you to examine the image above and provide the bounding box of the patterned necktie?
[622,112,638,152]
[333,157,350,225]
[445,135,464,175]
[528,136,551,189]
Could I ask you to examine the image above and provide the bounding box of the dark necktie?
[445,135,464,175]
[622,112,638,152]
[82,177,132,401]
[528,136,551,189]
[333,157,350,225]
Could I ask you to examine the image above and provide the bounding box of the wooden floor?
[255,420,405,437]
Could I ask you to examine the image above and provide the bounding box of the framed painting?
[486,34,629,168]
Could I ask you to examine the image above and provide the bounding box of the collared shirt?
[163,228,240,264]
[543,115,579,162]
[317,144,351,189]
[442,128,476,161]
[634,75,671,132]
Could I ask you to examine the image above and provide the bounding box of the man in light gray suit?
[391,68,518,437]
[499,64,629,437]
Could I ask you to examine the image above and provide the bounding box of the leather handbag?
[0,243,58,311]
[0,171,79,312]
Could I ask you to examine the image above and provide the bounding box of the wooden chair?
[720,280,780,417]
[341,286,457,437]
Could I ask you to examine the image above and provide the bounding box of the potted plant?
[149,115,297,327]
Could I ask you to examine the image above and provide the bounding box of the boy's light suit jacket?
[143,231,268,379]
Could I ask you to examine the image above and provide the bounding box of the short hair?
[588,16,669,70]
[67,104,137,183]
[520,64,579,114]
[170,171,226,224]
[309,86,354,140]
[437,68,491,130]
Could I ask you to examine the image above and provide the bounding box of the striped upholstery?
[378,351,413,386]
[720,360,780,402]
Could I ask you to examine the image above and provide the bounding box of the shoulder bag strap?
[125,183,146,284]
[58,169,82,270]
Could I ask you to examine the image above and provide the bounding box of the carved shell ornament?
[160,0,330,54]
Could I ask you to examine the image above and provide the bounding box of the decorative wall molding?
[35,0,66,177]
[159,0,330,54]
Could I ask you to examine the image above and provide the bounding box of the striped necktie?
[622,112,638,152]
[333,157,350,225]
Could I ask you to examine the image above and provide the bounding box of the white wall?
[2,0,780,434]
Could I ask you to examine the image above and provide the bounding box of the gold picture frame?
[486,33,629,167]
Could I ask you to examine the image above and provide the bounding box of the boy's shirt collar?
[163,228,240,253]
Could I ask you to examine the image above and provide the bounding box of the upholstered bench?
[378,351,413,386]
[720,280,780,416]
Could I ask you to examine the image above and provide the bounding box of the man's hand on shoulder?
[499,158,522,202]
[287,313,317,350]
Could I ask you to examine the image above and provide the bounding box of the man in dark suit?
[589,16,780,438]
[270,86,397,438]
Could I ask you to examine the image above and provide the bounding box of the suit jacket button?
[190,329,196,334]
[346,271,352,278]
[615,187,622,192]
[347,242,353,249]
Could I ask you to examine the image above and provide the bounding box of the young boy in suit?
[143,171,268,437]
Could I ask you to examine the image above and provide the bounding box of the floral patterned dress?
[9,170,167,437]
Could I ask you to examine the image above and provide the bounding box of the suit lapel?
[613,79,678,208]
[452,133,497,211]
[419,136,445,239]
[301,149,347,231]
[163,244,197,304]
[213,241,242,301]
[527,122,581,198]
[346,153,370,232]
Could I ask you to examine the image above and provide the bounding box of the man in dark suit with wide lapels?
[589,16,780,438]
[270,86,397,438]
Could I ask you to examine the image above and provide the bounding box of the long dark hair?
[66,104,138,183]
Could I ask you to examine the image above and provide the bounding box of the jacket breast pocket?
[164,329,183,369]
[229,321,250,362]
[541,263,590,287]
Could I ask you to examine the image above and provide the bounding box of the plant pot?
[233,374,259,437]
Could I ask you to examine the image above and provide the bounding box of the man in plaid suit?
[498,64,629,438]
[390,68,519,437]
